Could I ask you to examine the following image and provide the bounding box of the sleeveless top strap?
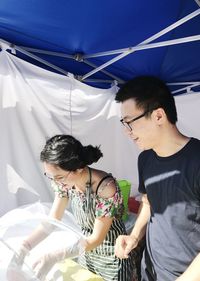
[96,174,113,195]
[88,166,92,186]
[85,166,92,213]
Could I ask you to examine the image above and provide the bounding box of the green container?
[117,179,131,221]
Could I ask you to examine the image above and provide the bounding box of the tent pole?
[84,35,200,59]
[82,8,200,80]
[17,47,124,83]
[168,82,200,86]
[0,38,123,84]
[172,82,200,95]
[18,35,200,59]
[83,79,119,84]
[83,59,124,83]
[18,47,74,59]
[0,39,69,76]
[194,0,200,7]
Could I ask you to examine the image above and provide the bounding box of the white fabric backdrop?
[0,50,140,216]
[0,50,200,216]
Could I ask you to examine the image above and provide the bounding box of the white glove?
[32,237,86,281]
[6,242,32,281]
[7,266,38,281]
[6,220,55,281]
[9,241,31,267]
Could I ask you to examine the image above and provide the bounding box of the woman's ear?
[75,168,84,175]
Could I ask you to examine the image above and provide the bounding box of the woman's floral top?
[51,173,137,281]
[52,177,124,220]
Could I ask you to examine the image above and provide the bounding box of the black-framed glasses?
[120,110,150,131]
[44,171,71,184]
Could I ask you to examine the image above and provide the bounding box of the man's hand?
[115,234,139,259]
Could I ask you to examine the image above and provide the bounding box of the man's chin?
[133,138,142,148]
[133,139,149,151]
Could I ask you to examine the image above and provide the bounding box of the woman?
[11,135,137,281]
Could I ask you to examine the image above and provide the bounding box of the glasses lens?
[44,172,53,180]
[124,123,131,131]
[44,171,71,184]
[121,120,131,131]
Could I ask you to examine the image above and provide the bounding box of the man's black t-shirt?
[138,138,200,281]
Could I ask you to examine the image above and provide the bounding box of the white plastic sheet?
[0,202,84,281]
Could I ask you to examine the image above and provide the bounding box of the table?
[57,259,104,281]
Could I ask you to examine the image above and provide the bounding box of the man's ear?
[153,108,166,124]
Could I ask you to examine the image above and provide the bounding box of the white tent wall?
[176,92,200,138]
[0,50,139,216]
[1,50,200,216]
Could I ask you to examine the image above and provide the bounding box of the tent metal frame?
[1,7,200,94]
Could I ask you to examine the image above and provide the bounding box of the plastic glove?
[6,220,55,281]
[7,266,39,281]
[24,220,56,250]
[32,237,86,281]
[6,241,32,281]
[9,241,31,267]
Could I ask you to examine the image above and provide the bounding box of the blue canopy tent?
[1,4,200,280]
[0,0,200,217]
[0,0,200,94]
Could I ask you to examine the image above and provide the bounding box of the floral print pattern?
[52,179,124,219]
[95,185,124,219]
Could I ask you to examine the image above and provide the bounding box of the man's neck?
[153,127,190,157]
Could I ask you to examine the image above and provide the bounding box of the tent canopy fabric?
[0,0,200,93]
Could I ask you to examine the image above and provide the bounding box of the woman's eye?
[55,177,63,181]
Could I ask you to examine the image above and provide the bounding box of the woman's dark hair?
[115,75,177,124]
[40,135,103,171]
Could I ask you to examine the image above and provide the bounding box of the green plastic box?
[117,179,131,221]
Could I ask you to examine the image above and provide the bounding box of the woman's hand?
[32,252,58,281]
[6,241,31,281]
[32,237,86,280]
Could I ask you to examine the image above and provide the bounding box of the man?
[114,76,200,281]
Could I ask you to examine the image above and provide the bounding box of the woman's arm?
[25,195,69,249]
[49,195,69,220]
[85,179,117,251]
[85,216,113,251]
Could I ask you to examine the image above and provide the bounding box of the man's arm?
[130,193,151,242]
[115,194,151,258]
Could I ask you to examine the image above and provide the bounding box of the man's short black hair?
[115,75,177,124]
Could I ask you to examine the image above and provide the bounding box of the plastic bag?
[0,202,84,281]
